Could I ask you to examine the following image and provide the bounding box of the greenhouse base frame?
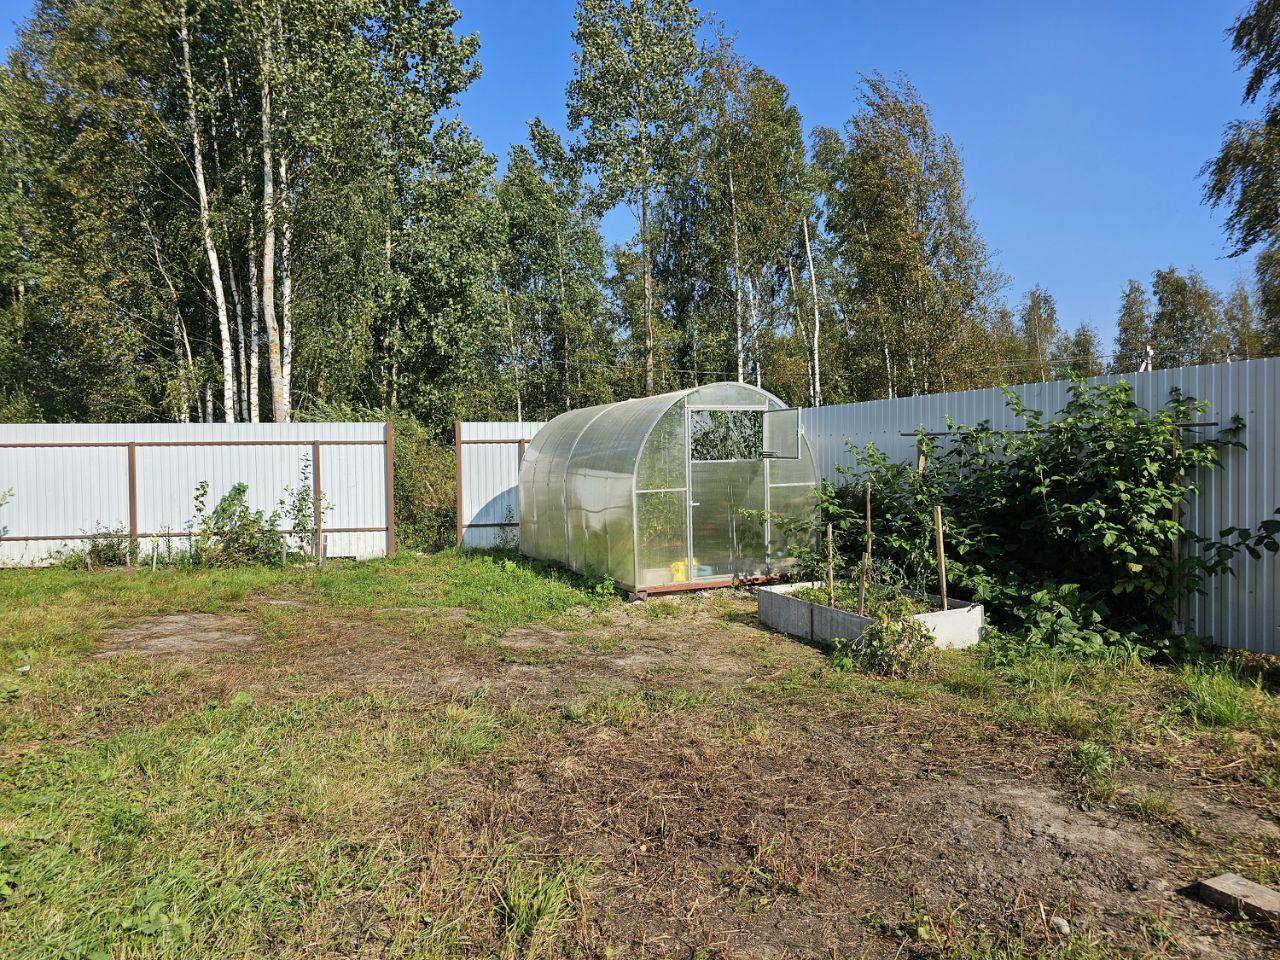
[631,573,786,600]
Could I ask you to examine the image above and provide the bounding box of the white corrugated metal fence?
[0,422,395,565]
[454,420,545,548]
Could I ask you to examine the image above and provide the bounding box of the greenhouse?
[518,382,819,594]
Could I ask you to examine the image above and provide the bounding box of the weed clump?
[1177,660,1260,728]
[831,593,935,679]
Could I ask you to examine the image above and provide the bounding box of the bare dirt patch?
[466,704,1279,959]
[95,613,256,658]
[233,591,823,707]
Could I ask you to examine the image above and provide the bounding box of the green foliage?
[791,579,928,618]
[832,381,1280,658]
[52,526,137,570]
[830,592,936,679]
[191,482,284,568]
[302,402,456,552]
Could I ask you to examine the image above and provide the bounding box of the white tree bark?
[728,168,745,383]
[278,153,293,412]
[786,258,814,406]
[246,226,262,422]
[801,216,822,406]
[260,21,286,421]
[180,3,235,422]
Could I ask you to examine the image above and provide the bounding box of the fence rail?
[0,422,395,565]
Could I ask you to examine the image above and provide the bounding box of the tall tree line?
[2,0,1278,435]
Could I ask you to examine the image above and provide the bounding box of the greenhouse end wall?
[518,383,819,593]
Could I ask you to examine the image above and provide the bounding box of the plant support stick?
[934,505,948,611]
[864,481,873,561]
[858,550,868,616]
[826,522,835,608]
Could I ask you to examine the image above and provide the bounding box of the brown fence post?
[126,442,137,566]
[312,440,323,560]
[384,420,396,558]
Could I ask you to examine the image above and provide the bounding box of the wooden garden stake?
[826,522,835,608]
[933,505,948,611]
[864,482,873,560]
[859,482,873,616]
[916,437,926,474]
[1171,426,1183,633]
[858,551,868,616]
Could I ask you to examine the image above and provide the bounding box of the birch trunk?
[260,22,286,421]
[801,217,822,406]
[744,274,763,385]
[728,168,745,382]
[247,232,262,422]
[786,259,814,406]
[221,54,261,423]
[278,153,293,413]
[638,108,654,396]
[180,4,235,422]
[640,189,654,395]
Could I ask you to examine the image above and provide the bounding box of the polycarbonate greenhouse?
[518,382,819,594]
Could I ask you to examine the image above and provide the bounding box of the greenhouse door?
[687,407,769,581]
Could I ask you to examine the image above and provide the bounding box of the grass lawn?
[1,551,1278,959]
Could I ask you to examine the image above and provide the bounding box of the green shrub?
[299,402,456,551]
[191,482,284,567]
[55,526,136,569]
[830,381,1280,659]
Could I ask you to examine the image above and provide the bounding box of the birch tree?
[567,0,701,395]
[179,1,236,421]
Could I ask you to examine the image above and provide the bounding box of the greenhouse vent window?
[517,382,819,596]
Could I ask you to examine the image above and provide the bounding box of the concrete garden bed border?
[758,581,983,650]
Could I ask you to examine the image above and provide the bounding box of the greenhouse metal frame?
[518,382,819,595]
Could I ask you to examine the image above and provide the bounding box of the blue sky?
[0,1,1260,344]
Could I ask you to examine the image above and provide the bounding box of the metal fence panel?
[800,357,1280,655]
[0,422,393,565]
[456,421,545,548]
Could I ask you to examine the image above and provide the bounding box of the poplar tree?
[1015,285,1061,381]
[495,136,611,419]
[1050,324,1104,378]
[1150,267,1228,368]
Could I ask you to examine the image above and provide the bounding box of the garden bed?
[758,580,983,649]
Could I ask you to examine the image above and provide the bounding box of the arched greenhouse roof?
[519,382,819,594]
